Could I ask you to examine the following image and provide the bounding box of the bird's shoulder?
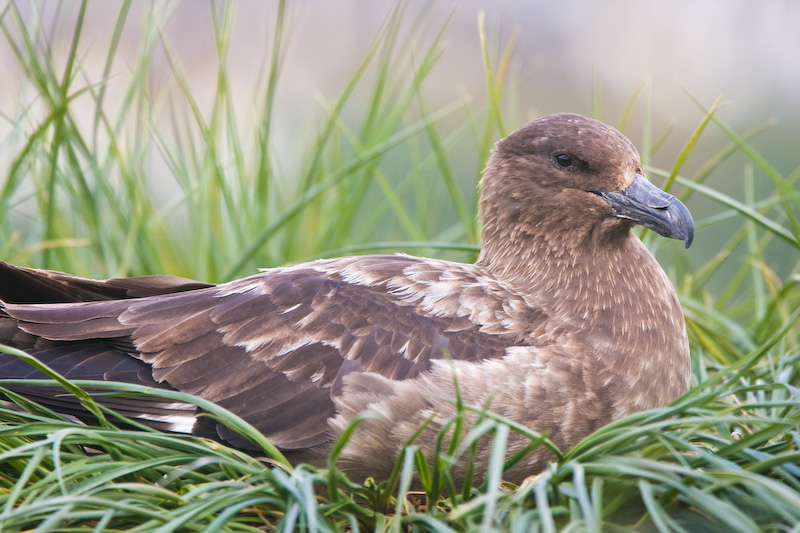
[126,253,566,375]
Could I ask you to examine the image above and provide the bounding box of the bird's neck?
[477,230,691,409]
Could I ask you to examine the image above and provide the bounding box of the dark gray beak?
[596,174,694,248]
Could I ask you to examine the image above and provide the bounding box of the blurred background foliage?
[1,1,799,530]
[1,1,797,284]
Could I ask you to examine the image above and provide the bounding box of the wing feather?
[1,255,551,451]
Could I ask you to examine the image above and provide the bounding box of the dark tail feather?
[0,341,196,434]
[0,261,213,304]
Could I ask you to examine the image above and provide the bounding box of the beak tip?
[676,201,695,249]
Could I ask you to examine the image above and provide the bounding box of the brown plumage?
[0,113,693,485]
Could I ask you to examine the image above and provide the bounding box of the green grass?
[1,1,800,531]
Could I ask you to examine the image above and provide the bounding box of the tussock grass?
[1,1,799,531]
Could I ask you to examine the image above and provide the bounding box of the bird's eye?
[554,153,573,169]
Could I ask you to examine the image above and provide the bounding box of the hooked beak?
[595,174,694,248]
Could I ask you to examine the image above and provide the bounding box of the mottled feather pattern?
[3,254,537,450]
[0,114,693,485]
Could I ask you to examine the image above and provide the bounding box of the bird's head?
[478,113,694,258]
